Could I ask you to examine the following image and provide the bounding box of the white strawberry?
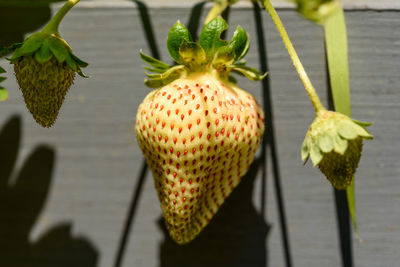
[135,18,266,244]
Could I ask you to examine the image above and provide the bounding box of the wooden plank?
[0,5,399,267]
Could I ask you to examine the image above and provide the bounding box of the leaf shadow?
[0,0,64,55]
[158,158,270,267]
[0,115,98,267]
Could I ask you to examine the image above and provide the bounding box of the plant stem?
[262,0,325,113]
[41,0,80,35]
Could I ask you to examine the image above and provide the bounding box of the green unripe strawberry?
[8,0,88,127]
[14,56,76,127]
[291,0,340,23]
[301,110,373,190]
[136,17,266,244]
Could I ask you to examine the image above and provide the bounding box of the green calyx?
[301,110,373,189]
[291,0,340,23]
[0,66,7,101]
[9,32,88,77]
[141,17,266,88]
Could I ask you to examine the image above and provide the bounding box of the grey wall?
[0,2,399,267]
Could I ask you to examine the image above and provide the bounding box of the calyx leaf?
[141,17,266,88]
[199,17,228,62]
[230,64,267,81]
[167,21,193,64]
[229,26,250,61]
[9,32,89,77]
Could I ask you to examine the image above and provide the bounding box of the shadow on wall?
[0,115,98,267]
[0,0,64,55]
[158,158,270,267]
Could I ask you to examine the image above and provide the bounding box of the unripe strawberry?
[301,110,373,189]
[136,18,266,244]
[8,0,88,127]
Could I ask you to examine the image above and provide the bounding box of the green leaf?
[167,21,192,64]
[140,50,171,72]
[229,26,250,61]
[179,41,207,68]
[70,52,89,68]
[0,87,8,101]
[0,77,6,83]
[0,43,23,55]
[144,65,186,88]
[199,17,228,62]
[47,36,69,63]
[325,8,350,116]
[35,44,53,63]
[230,64,267,81]
[0,66,5,74]
[325,7,358,235]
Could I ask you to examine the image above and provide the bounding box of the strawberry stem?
[41,0,80,35]
[262,0,325,113]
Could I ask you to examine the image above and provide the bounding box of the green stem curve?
[262,0,325,113]
[41,0,80,35]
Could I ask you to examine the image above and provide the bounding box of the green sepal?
[230,64,267,81]
[47,36,70,63]
[301,136,311,163]
[333,134,348,155]
[310,143,323,166]
[167,21,193,64]
[318,132,335,153]
[212,46,235,69]
[229,26,250,61]
[35,44,53,63]
[144,65,186,88]
[179,41,207,68]
[9,32,89,77]
[199,17,228,62]
[140,50,171,73]
[0,43,23,56]
[337,120,359,140]
[70,52,89,68]
[0,87,8,102]
[352,119,373,128]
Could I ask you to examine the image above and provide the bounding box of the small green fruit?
[302,110,373,189]
[10,32,88,127]
[14,56,75,127]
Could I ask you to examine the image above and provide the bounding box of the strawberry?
[301,110,373,189]
[136,17,266,244]
[9,0,88,127]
